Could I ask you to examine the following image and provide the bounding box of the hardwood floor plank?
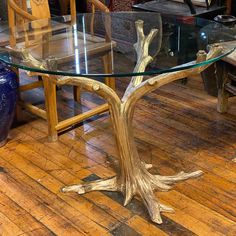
[160,201,225,236]
[0,192,55,235]
[0,158,112,236]
[18,119,108,165]
[0,172,85,235]
[11,128,98,170]
[158,190,236,235]
[135,99,236,159]
[138,96,236,146]
[102,187,197,235]
[134,124,236,183]
[126,215,168,236]
[84,191,132,222]
[0,212,24,236]
[0,137,127,231]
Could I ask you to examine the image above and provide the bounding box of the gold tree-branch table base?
[60,20,223,224]
[16,19,223,224]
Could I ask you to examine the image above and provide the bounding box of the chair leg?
[42,76,58,142]
[217,88,229,113]
[216,61,229,113]
[102,52,115,90]
[73,85,82,102]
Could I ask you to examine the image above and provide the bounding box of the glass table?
[0,12,235,224]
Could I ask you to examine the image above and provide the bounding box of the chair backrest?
[7,0,109,28]
[8,0,77,45]
[7,0,79,26]
[7,0,109,46]
[30,0,51,20]
[7,0,46,46]
[7,0,28,31]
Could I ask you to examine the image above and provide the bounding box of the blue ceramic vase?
[0,63,18,147]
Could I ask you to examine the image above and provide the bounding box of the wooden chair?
[7,0,115,141]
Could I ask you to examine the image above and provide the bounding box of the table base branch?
[62,177,118,194]
[154,170,203,185]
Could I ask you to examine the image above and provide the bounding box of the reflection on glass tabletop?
[0,12,235,77]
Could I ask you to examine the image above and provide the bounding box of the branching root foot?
[61,177,118,194]
[61,170,203,224]
[154,170,203,185]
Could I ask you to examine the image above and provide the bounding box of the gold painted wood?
[125,20,158,90]
[61,20,224,224]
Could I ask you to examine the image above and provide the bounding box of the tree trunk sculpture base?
[58,20,222,224]
[18,18,223,224]
[62,170,203,224]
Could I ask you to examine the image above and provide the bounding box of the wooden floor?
[0,74,236,235]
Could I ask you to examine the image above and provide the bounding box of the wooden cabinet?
[0,0,8,20]
[226,0,232,14]
[230,0,236,16]
[49,0,87,16]
[49,0,66,15]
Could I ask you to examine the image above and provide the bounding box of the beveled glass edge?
[0,12,235,78]
[0,47,235,78]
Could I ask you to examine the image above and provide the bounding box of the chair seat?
[4,31,116,71]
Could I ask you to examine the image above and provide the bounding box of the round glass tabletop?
[0,12,235,78]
